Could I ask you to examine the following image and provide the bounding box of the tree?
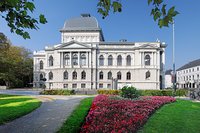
[97,0,179,28]
[0,0,47,39]
[0,33,33,88]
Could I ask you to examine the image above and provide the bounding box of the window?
[49,56,53,66]
[80,53,86,66]
[144,55,150,66]
[64,54,70,66]
[72,71,77,80]
[107,84,111,89]
[40,60,43,69]
[117,55,122,66]
[99,83,103,88]
[99,71,103,80]
[99,55,104,66]
[72,53,78,65]
[197,74,199,79]
[63,71,68,80]
[197,67,199,71]
[145,71,150,79]
[127,72,131,80]
[108,55,113,66]
[117,71,121,80]
[49,72,53,80]
[81,71,86,79]
[81,83,86,88]
[72,84,77,88]
[63,84,68,88]
[126,55,131,66]
[107,71,112,80]
[39,74,43,80]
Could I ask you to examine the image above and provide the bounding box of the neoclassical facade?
[33,14,166,90]
[177,59,200,89]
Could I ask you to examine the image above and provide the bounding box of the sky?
[0,0,200,70]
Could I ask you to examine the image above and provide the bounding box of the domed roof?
[62,14,100,31]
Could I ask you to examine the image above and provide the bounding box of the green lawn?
[138,99,200,133]
[58,97,94,133]
[0,94,41,125]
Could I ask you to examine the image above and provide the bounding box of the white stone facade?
[177,59,200,89]
[33,14,166,90]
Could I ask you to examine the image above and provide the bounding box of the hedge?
[97,89,188,97]
[40,89,75,95]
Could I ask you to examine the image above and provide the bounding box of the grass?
[0,94,41,125]
[58,97,94,133]
[138,99,200,133]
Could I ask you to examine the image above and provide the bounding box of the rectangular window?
[107,84,111,89]
[63,84,68,88]
[72,84,77,89]
[81,83,86,88]
[99,83,103,89]
[198,67,199,71]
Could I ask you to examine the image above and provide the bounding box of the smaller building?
[176,59,200,89]
[165,69,173,88]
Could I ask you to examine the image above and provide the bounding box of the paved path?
[0,90,90,133]
[0,89,41,95]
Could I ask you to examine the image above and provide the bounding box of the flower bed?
[81,95,176,133]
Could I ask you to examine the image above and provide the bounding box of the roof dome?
[62,14,100,31]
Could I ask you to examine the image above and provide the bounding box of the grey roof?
[61,14,100,31]
[177,59,200,71]
[165,69,172,75]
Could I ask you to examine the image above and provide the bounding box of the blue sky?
[0,0,199,70]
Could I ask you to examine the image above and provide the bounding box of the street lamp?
[172,19,176,94]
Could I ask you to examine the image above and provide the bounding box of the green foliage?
[120,86,141,99]
[139,89,188,96]
[0,94,41,125]
[39,89,75,95]
[97,89,121,95]
[58,97,93,133]
[0,0,47,39]
[0,35,33,88]
[97,0,179,28]
[138,100,200,133]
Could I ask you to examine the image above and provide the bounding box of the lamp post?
[172,19,176,94]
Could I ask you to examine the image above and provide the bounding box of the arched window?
[49,72,53,80]
[49,56,53,66]
[146,71,150,79]
[99,55,104,66]
[108,71,112,79]
[127,72,131,80]
[40,74,43,80]
[72,53,78,66]
[145,55,150,66]
[72,71,77,80]
[117,71,121,80]
[99,71,103,80]
[64,54,70,66]
[81,71,86,79]
[117,55,122,66]
[40,60,43,69]
[108,55,113,66]
[63,71,68,80]
[80,53,86,66]
[126,55,131,66]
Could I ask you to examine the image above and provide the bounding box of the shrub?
[120,86,141,99]
[139,89,188,96]
[39,89,75,95]
[97,89,121,95]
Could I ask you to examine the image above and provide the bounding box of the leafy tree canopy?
[97,0,179,27]
[0,0,47,39]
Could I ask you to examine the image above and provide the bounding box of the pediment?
[55,41,91,49]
